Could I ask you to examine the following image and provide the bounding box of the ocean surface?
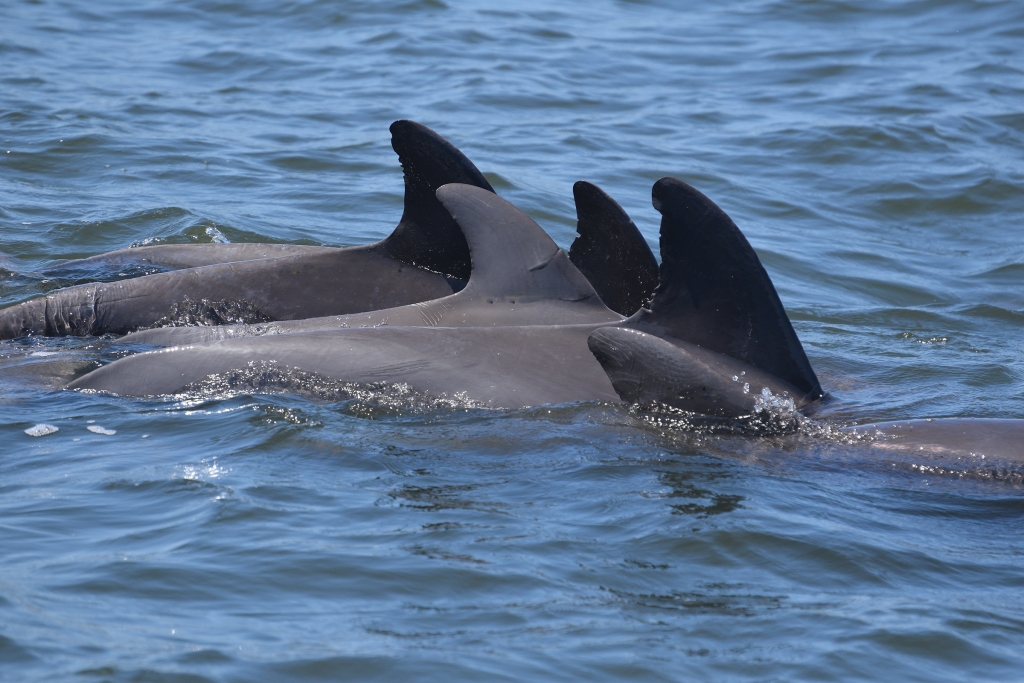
[2,0,1024,680]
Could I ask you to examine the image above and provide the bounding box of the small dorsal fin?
[436,184,599,302]
[568,181,659,316]
[381,121,495,280]
[628,177,822,399]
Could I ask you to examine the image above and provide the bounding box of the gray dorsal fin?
[568,181,659,316]
[436,184,600,302]
[628,177,822,400]
[381,120,495,281]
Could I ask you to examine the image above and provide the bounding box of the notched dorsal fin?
[568,180,659,316]
[628,177,821,399]
[381,120,496,280]
[436,184,599,302]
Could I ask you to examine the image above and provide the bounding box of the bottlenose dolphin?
[116,180,655,347]
[42,121,491,278]
[0,121,494,340]
[70,180,822,418]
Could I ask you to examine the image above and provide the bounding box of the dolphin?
[115,180,657,347]
[0,120,495,340]
[69,180,823,419]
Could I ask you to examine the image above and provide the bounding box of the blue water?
[2,0,1024,680]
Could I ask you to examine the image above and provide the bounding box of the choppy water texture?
[3,0,1024,680]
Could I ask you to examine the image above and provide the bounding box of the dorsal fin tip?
[572,181,626,237]
[568,180,659,316]
[382,121,494,280]
[389,120,495,193]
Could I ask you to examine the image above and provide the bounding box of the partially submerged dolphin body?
[840,419,1024,463]
[66,179,1024,465]
[116,180,655,347]
[0,122,657,340]
[0,121,485,339]
[70,180,823,419]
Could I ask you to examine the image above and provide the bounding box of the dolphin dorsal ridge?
[629,177,822,399]
[568,180,659,316]
[436,184,601,303]
[381,121,496,281]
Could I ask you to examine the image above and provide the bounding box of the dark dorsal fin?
[568,181,659,316]
[436,184,600,302]
[380,120,495,280]
[628,177,821,399]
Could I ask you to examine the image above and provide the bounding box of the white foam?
[25,424,59,437]
[87,426,116,435]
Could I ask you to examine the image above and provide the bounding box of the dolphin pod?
[5,124,1019,468]
[0,121,658,340]
[71,180,823,416]
[66,178,1024,466]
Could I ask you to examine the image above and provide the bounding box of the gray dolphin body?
[70,181,822,418]
[117,180,651,347]
[50,180,660,320]
[839,419,1024,463]
[67,180,1024,465]
[0,121,494,339]
[3,125,658,341]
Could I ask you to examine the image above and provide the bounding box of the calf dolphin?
[0,121,494,339]
[70,180,822,420]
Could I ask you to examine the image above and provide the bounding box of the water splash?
[179,360,485,416]
[25,423,59,437]
[631,394,806,437]
[151,297,271,328]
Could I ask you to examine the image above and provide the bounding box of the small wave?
[25,423,59,437]
[631,387,808,436]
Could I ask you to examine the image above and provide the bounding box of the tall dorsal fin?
[381,120,495,280]
[629,177,822,399]
[568,181,659,316]
[436,184,600,302]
